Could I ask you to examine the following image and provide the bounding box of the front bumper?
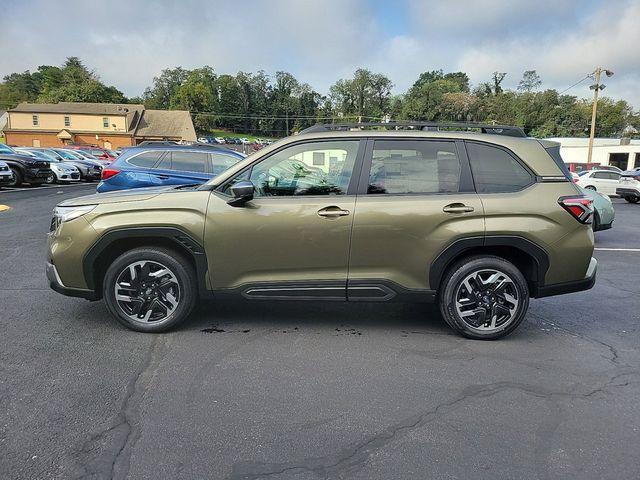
[0,174,13,185]
[26,168,53,182]
[46,262,97,300]
[535,257,597,298]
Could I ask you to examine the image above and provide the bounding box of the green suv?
[46,123,596,339]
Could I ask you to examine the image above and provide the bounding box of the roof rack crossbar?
[299,121,526,138]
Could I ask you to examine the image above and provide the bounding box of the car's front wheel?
[8,168,22,187]
[103,247,198,332]
[439,256,530,340]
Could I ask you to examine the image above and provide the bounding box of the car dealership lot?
[1,185,639,479]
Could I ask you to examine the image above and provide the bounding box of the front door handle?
[443,203,475,214]
[156,175,170,180]
[317,206,351,218]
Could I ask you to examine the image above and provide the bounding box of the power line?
[558,74,591,95]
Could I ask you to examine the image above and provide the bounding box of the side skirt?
[209,279,436,303]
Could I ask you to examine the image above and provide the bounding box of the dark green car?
[46,123,597,339]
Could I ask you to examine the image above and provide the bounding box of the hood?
[58,185,179,206]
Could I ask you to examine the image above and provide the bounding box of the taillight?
[558,196,593,224]
[101,168,120,180]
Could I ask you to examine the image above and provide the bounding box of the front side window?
[170,151,207,173]
[368,140,461,194]
[32,115,39,126]
[103,117,109,128]
[127,150,164,168]
[247,140,359,197]
[466,142,533,193]
[64,116,71,127]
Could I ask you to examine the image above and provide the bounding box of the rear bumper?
[535,257,597,298]
[0,174,13,184]
[46,262,97,300]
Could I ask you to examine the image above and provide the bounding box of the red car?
[66,145,117,162]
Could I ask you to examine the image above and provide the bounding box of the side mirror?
[227,180,255,207]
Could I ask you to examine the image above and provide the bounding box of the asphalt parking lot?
[1,184,639,480]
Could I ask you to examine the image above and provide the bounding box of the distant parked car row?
[197,136,274,146]
[0,143,109,187]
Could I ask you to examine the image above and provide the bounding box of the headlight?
[52,205,97,223]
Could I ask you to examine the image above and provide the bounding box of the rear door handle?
[317,206,351,218]
[155,175,170,180]
[443,203,475,214]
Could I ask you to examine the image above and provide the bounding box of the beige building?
[4,102,196,148]
[547,137,640,171]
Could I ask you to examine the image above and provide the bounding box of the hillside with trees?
[1,57,638,138]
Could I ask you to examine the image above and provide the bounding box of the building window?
[32,115,39,126]
[103,117,109,128]
[64,116,71,127]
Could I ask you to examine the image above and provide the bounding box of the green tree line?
[1,57,638,138]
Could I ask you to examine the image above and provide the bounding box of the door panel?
[205,194,355,292]
[348,195,484,290]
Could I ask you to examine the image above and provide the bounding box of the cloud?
[0,0,638,108]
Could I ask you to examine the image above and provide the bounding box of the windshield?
[54,149,79,160]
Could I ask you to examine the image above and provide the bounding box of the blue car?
[97,144,245,192]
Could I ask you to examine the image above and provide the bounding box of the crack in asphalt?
[227,376,635,480]
[74,335,167,480]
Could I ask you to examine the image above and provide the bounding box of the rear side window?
[170,151,207,173]
[368,140,461,194]
[127,150,163,168]
[466,142,533,193]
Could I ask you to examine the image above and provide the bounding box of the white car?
[215,137,226,144]
[576,169,621,196]
[0,160,13,187]
[240,137,250,144]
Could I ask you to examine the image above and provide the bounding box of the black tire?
[585,185,596,191]
[103,247,198,332]
[44,173,55,184]
[8,167,22,187]
[624,196,639,204]
[592,211,600,231]
[439,255,530,340]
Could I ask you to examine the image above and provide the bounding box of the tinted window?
[170,151,207,173]
[466,142,533,193]
[608,172,621,180]
[128,151,163,168]
[249,141,358,196]
[0,144,16,154]
[155,152,171,170]
[592,171,607,179]
[368,140,460,194]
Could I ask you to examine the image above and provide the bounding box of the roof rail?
[299,121,527,138]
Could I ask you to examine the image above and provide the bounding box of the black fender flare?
[82,227,209,295]
[429,235,550,291]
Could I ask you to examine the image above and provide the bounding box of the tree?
[329,69,393,120]
[518,70,542,93]
[143,67,189,109]
[492,72,507,95]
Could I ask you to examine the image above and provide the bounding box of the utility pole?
[587,67,614,165]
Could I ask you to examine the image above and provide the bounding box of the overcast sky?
[1,0,638,107]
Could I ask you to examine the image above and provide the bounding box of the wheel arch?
[429,236,550,296]
[83,227,209,299]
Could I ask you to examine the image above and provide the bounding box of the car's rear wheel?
[624,196,639,203]
[8,168,22,187]
[103,247,197,332]
[439,256,530,340]
[585,185,596,191]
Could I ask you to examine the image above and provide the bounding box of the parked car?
[15,148,80,183]
[0,151,52,187]
[0,160,14,188]
[240,137,250,145]
[215,137,226,144]
[576,169,621,195]
[57,148,111,167]
[28,148,102,182]
[616,170,640,203]
[96,144,244,192]
[66,145,117,162]
[48,122,596,339]
[580,187,615,231]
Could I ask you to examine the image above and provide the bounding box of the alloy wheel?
[114,260,180,324]
[454,269,519,332]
